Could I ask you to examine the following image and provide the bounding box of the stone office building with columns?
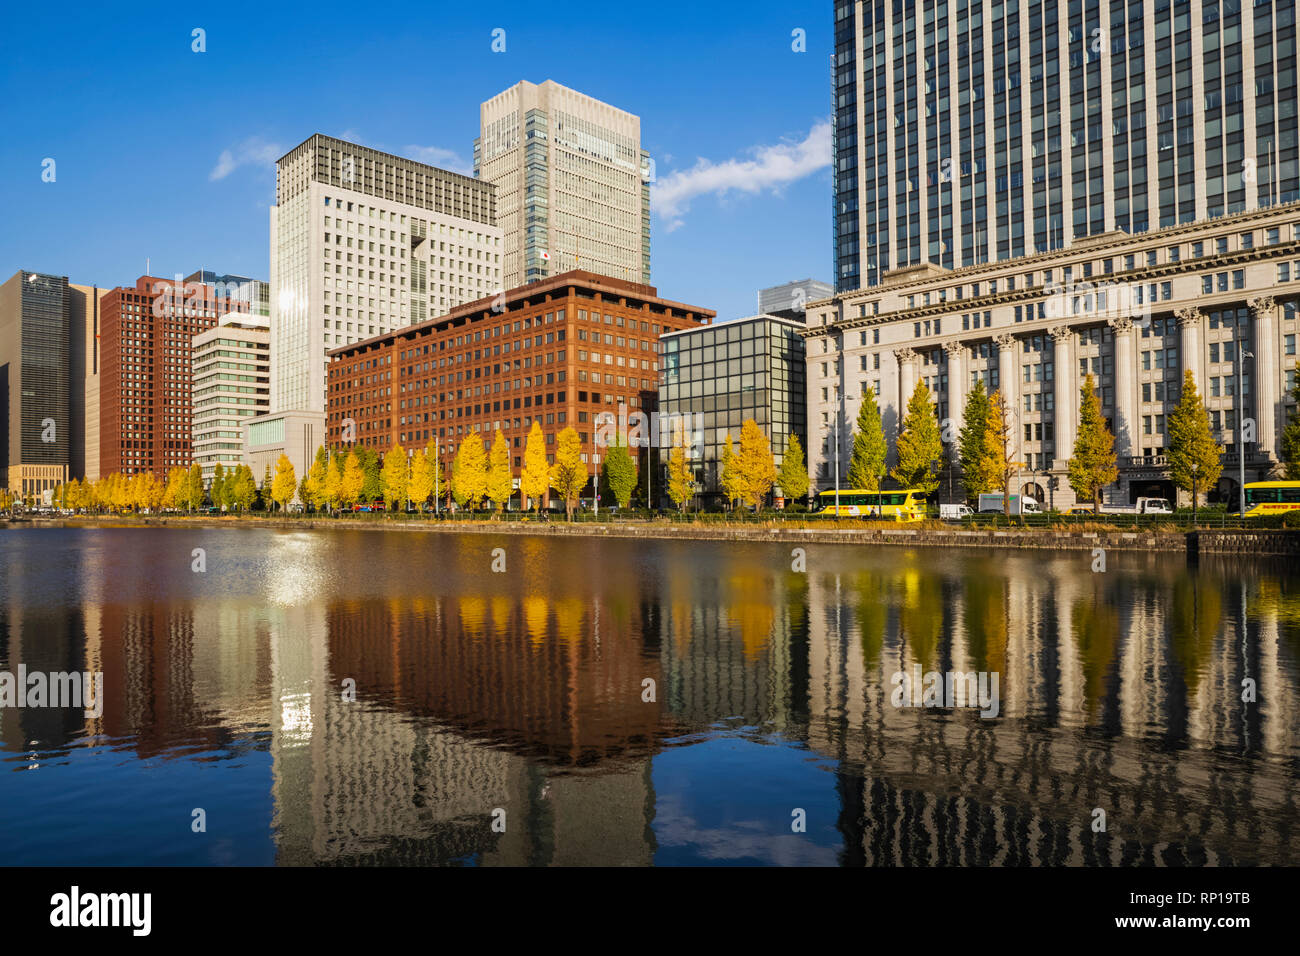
[803,202,1300,510]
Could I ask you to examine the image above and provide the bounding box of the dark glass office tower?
[833,0,1298,292]
[1,271,71,475]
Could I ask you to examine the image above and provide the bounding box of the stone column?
[895,346,918,410]
[944,342,968,438]
[1050,325,1074,466]
[994,333,1020,465]
[1108,316,1137,457]
[1249,296,1278,460]
[1176,306,1203,393]
[893,347,918,466]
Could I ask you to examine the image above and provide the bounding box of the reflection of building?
[191,313,270,485]
[326,271,712,485]
[660,314,806,505]
[801,551,1300,864]
[268,587,664,864]
[477,80,650,289]
[806,202,1300,507]
[832,0,1299,292]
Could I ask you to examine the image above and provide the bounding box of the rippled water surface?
[1,526,1297,866]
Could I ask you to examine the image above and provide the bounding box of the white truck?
[940,503,975,519]
[978,493,1041,515]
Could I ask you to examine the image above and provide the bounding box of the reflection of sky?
[652,732,841,866]
[0,737,275,866]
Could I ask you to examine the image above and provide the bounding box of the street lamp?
[434,444,442,516]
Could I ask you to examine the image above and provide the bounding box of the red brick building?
[100,276,247,477]
[326,270,712,483]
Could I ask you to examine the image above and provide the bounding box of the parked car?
[1065,505,1096,515]
[939,503,974,520]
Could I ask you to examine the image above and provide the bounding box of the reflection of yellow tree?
[1072,592,1119,721]
[458,595,487,639]
[963,570,1007,675]
[1249,578,1300,662]
[899,567,944,670]
[785,571,810,647]
[553,597,585,645]
[852,570,887,669]
[523,596,549,648]
[1170,575,1222,696]
[667,562,696,655]
[727,572,775,661]
[491,595,513,639]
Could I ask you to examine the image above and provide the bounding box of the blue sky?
[0,0,831,321]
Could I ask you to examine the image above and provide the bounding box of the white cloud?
[209,137,283,181]
[401,145,474,177]
[651,119,831,232]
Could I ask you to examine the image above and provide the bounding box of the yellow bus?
[816,489,928,522]
[1243,481,1300,516]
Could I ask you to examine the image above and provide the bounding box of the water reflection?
[0,528,1297,866]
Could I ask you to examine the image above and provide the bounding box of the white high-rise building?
[475,80,651,290]
[192,312,270,485]
[268,133,502,415]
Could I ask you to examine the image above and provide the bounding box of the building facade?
[187,271,270,317]
[243,411,325,497]
[192,313,270,485]
[659,315,808,506]
[69,282,108,483]
[832,0,1299,291]
[476,80,651,290]
[806,201,1300,508]
[270,134,502,417]
[758,279,834,321]
[1,271,71,497]
[1,272,107,491]
[99,276,245,478]
[326,271,711,496]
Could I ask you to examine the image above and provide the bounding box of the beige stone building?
[192,312,270,485]
[804,201,1300,508]
[476,80,650,290]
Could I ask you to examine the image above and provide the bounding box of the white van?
[978,493,1041,515]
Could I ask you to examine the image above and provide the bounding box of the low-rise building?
[325,270,712,502]
[803,202,1300,509]
[659,314,807,507]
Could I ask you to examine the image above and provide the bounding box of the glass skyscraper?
[833,0,1298,292]
[659,315,807,505]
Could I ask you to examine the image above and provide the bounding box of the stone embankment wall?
[6,517,1298,556]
